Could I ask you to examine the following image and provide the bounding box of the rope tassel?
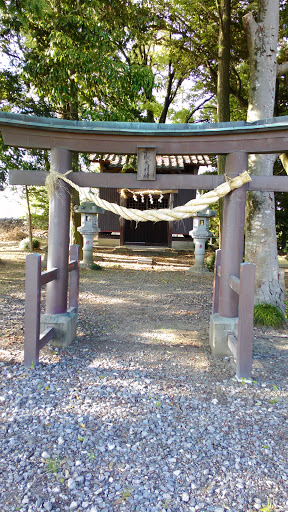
[45,171,251,223]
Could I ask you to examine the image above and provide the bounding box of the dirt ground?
[0,238,288,385]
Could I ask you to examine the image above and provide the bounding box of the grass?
[254,303,286,328]
[44,457,61,474]
[261,497,275,512]
[90,262,103,271]
[0,260,25,295]
[205,252,215,272]
[20,237,40,250]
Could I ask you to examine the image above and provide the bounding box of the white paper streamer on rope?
[46,171,251,223]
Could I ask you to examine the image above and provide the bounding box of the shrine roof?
[90,153,212,168]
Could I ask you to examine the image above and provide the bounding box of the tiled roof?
[90,154,211,169]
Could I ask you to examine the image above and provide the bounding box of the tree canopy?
[0,0,288,309]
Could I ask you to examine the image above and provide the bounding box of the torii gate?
[1,112,288,377]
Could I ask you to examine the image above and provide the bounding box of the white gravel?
[1,343,288,512]
[0,256,288,512]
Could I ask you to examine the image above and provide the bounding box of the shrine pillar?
[209,151,248,354]
[41,148,77,346]
[46,148,71,313]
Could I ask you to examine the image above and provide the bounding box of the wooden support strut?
[24,245,80,368]
[212,249,256,380]
[68,245,80,312]
[212,249,221,315]
[227,263,256,380]
[24,254,55,367]
[236,262,256,379]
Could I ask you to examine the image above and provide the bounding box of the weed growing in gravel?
[122,488,132,501]
[260,497,275,512]
[270,384,280,404]
[164,498,172,509]
[240,378,257,385]
[269,397,278,404]
[45,457,61,474]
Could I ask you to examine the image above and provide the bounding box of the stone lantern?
[186,207,216,274]
[74,202,104,265]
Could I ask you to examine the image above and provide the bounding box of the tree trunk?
[70,152,82,248]
[159,64,176,124]
[217,0,230,125]
[217,0,231,245]
[57,82,83,250]
[25,185,33,252]
[243,1,285,312]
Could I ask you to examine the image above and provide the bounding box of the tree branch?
[277,61,288,76]
[185,94,215,123]
[279,153,288,174]
[242,12,258,53]
[229,85,248,108]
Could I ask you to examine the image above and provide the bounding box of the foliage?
[0,0,157,231]
[205,252,215,272]
[0,0,288,271]
[260,497,275,512]
[0,0,155,121]
[254,304,286,328]
[122,489,132,501]
[28,186,49,230]
[44,456,61,474]
[90,263,103,271]
[20,237,40,250]
[274,158,288,252]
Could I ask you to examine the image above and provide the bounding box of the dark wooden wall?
[98,188,120,232]
[98,188,196,236]
[172,189,196,235]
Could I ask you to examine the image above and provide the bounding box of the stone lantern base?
[186,265,210,274]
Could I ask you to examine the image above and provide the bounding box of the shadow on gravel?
[0,245,288,387]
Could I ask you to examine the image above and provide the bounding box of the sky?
[0,187,26,218]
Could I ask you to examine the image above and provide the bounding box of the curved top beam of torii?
[1,112,288,155]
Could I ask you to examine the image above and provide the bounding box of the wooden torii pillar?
[46,148,72,315]
[39,147,78,347]
[209,151,248,355]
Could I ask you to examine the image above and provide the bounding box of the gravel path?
[0,249,288,512]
